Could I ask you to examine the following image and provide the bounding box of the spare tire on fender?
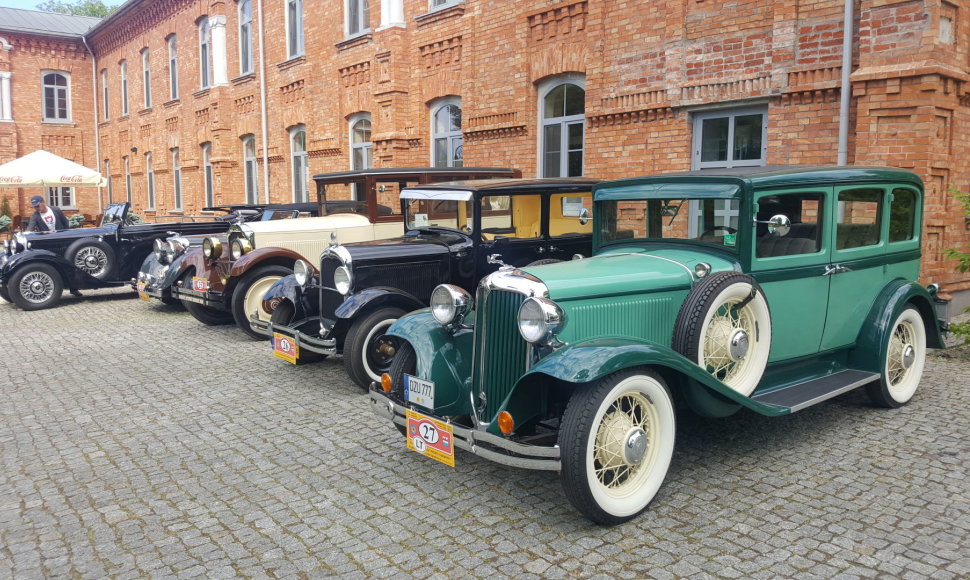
[65,238,116,280]
[671,271,772,396]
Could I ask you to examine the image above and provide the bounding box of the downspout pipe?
[837,0,854,166]
[257,0,270,203]
[82,35,102,213]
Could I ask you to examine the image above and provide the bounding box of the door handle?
[823,264,852,276]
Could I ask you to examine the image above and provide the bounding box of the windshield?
[599,198,741,249]
[405,198,474,232]
[101,205,126,226]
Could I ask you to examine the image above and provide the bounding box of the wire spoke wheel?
[868,306,926,408]
[19,270,56,303]
[74,246,109,277]
[703,300,756,383]
[592,391,657,493]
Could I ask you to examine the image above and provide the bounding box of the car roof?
[311,167,520,183]
[595,166,923,201]
[401,177,600,197]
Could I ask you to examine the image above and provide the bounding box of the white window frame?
[41,70,71,123]
[239,0,254,74]
[429,0,461,11]
[242,135,259,205]
[124,155,132,203]
[46,186,74,209]
[141,48,151,109]
[430,98,462,168]
[349,114,372,201]
[120,60,128,116]
[167,35,179,100]
[286,0,305,57]
[104,159,113,203]
[691,106,768,169]
[172,147,183,211]
[289,125,308,203]
[202,142,214,207]
[145,152,155,209]
[537,75,585,178]
[346,0,370,38]
[101,69,109,121]
[199,18,212,89]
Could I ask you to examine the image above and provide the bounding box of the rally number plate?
[191,276,209,293]
[135,281,149,301]
[273,333,298,364]
[406,409,454,467]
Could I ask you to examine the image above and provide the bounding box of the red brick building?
[3,1,970,302]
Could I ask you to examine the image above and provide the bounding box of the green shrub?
[944,188,970,344]
[68,214,86,228]
[0,196,10,218]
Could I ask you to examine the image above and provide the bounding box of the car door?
[749,188,832,362]
[478,193,547,269]
[542,192,594,260]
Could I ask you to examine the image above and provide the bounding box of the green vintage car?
[368,166,946,525]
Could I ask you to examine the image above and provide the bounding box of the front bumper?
[172,285,226,310]
[367,388,561,471]
[251,317,337,354]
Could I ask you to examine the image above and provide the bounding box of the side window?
[755,192,824,258]
[889,188,918,243]
[836,188,882,250]
[549,193,593,237]
[481,195,539,240]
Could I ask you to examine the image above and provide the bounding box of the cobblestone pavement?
[1,288,968,579]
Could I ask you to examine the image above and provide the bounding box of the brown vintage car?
[170,167,521,337]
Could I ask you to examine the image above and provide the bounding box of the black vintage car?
[256,177,598,388]
[0,202,257,310]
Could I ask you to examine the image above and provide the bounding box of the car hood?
[341,229,471,261]
[19,224,118,246]
[522,247,738,301]
[245,213,373,234]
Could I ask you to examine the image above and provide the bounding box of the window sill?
[163,98,180,108]
[415,3,465,26]
[276,56,305,71]
[138,107,152,116]
[41,120,76,126]
[335,33,372,51]
[232,72,256,85]
[193,87,211,98]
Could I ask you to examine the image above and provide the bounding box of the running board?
[751,369,879,413]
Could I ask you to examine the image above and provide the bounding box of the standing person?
[27,195,69,232]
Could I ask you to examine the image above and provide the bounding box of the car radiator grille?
[318,254,343,319]
[473,288,529,421]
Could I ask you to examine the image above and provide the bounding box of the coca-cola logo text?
[0,176,23,184]
[60,175,84,183]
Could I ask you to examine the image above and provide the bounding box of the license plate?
[136,281,149,301]
[192,276,209,292]
[273,332,298,364]
[403,374,434,408]
[406,409,454,467]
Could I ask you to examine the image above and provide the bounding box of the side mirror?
[578,207,591,226]
[754,214,791,236]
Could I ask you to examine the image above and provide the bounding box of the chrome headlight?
[230,237,252,260]
[294,259,312,288]
[430,284,472,327]
[153,238,170,264]
[333,265,352,295]
[517,297,566,344]
[202,237,222,260]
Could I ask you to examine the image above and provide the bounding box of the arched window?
[287,0,305,57]
[145,152,155,209]
[539,78,585,177]
[349,114,372,201]
[141,48,151,109]
[242,135,259,204]
[239,0,253,74]
[202,142,214,207]
[431,99,462,168]
[290,126,308,203]
[198,18,211,88]
[42,71,70,122]
[124,155,132,203]
[100,69,109,120]
[119,60,128,116]
[167,36,179,100]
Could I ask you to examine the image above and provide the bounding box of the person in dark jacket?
[27,195,69,232]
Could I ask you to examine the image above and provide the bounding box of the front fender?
[386,310,476,416]
[334,287,425,320]
[1,249,99,289]
[263,274,320,322]
[850,280,945,372]
[229,247,306,278]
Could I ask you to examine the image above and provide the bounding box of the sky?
[0,1,49,11]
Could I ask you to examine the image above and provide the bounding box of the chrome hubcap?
[624,428,648,465]
[20,272,54,302]
[729,330,749,361]
[902,345,915,369]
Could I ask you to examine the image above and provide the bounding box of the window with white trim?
[167,36,179,100]
[46,186,73,208]
[539,77,585,177]
[290,126,308,203]
[145,152,155,209]
[347,0,370,37]
[431,99,462,167]
[104,158,112,202]
[141,48,151,109]
[101,69,109,120]
[429,0,461,11]
[199,18,211,89]
[172,147,183,210]
[124,155,132,203]
[691,107,767,169]
[242,135,259,204]
[239,0,253,74]
[349,114,372,201]
[287,0,305,57]
[119,60,128,116]
[42,71,70,122]
[202,142,214,207]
